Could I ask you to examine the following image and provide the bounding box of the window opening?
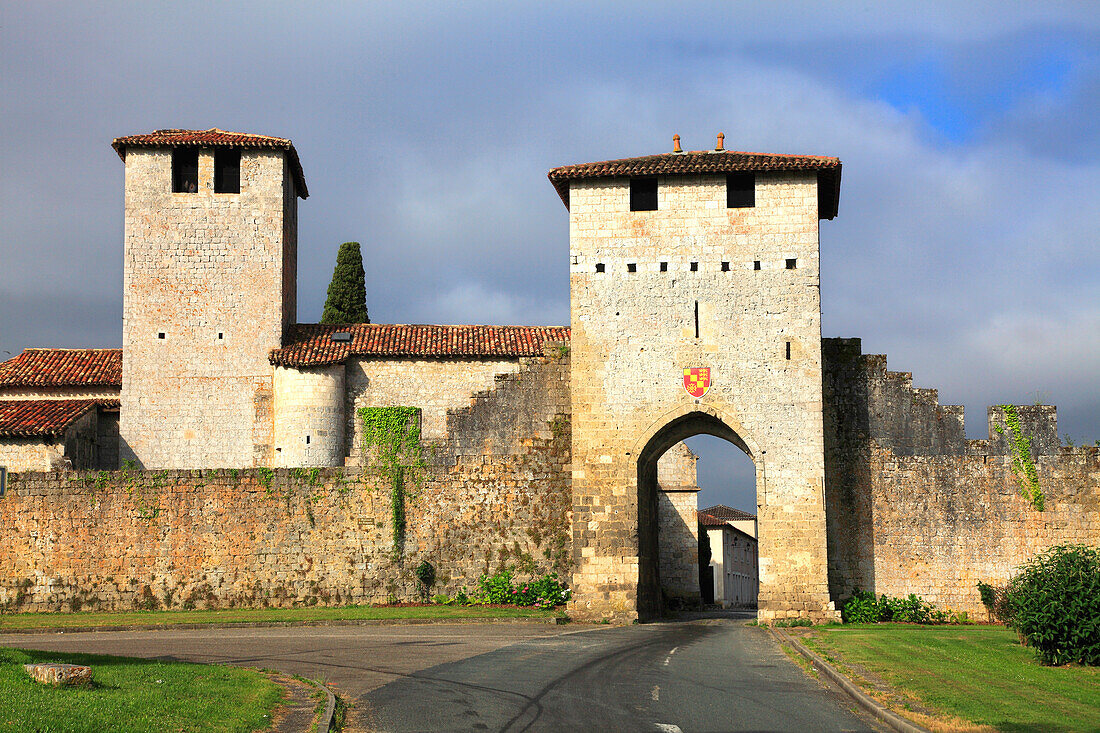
[627,263,637,273]
[306,435,311,444]
[753,260,761,271]
[595,263,605,273]
[690,262,698,272]
[172,149,198,193]
[721,261,730,272]
[660,262,668,272]
[630,177,658,211]
[727,173,755,208]
[158,332,165,339]
[786,258,797,269]
[785,341,791,360]
[217,332,224,340]
[694,301,699,339]
[214,148,240,193]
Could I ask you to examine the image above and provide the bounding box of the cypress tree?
[320,242,370,324]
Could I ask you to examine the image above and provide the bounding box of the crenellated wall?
[822,337,1100,615]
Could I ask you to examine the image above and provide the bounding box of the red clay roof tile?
[697,511,727,527]
[548,148,841,218]
[270,323,571,367]
[701,504,757,522]
[112,128,308,198]
[0,349,122,389]
[0,399,118,437]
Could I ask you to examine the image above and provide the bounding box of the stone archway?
[635,410,756,619]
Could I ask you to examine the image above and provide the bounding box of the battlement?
[822,337,1062,458]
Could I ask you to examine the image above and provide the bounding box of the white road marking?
[662,646,679,666]
[654,724,682,733]
[651,684,660,701]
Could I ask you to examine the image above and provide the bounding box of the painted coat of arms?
[683,367,711,398]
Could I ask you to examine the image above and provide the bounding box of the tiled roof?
[112,128,308,198]
[697,512,727,527]
[548,148,841,219]
[0,399,117,437]
[271,323,571,367]
[701,504,757,522]
[0,349,122,389]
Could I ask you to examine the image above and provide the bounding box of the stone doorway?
[637,410,756,620]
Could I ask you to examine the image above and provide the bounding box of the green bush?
[476,570,516,604]
[1003,544,1100,666]
[471,571,571,608]
[842,591,951,625]
[841,590,882,623]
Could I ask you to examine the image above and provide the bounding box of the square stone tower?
[112,129,307,468]
[549,136,842,622]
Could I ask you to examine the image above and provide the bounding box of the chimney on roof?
[715,132,725,151]
[673,134,682,153]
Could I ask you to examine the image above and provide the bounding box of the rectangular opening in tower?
[630,177,658,211]
[214,148,241,193]
[172,149,199,193]
[727,173,755,208]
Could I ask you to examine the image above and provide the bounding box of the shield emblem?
[683,367,711,398]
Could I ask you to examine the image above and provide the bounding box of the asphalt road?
[1,618,878,732]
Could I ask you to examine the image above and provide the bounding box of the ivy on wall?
[994,405,1044,511]
[358,406,425,558]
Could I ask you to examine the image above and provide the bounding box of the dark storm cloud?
[3,3,1099,507]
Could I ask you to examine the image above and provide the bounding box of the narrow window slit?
[721,261,730,272]
[660,262,668,272]
[690,262,698,272]
[753,260,761,271]
[785,342,791,360]
[694,301,699,339]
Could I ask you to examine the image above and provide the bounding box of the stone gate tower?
[549,136,843,622]
[112,129,307,468]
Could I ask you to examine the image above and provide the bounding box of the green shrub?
[472,570,571,608]
[842,590,952,625]
[414,560,435,601]
[475,570,515,604]
[1003,544,1100,666]
[841,590,883,623]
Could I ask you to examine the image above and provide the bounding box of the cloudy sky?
[2,3,1098,510]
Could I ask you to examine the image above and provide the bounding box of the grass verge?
[0,646,281,732]
[802,624,1100,732]
[0,604,559,631]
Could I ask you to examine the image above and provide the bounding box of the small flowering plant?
[472,570,571,607]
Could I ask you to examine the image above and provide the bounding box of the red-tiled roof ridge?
[112,128,308,198]
[701,504,757,521]
[547,147,841,218]
[0,399,118,437]
[0,349,122,388]
[697,511,727,527]
[271,323,571,367]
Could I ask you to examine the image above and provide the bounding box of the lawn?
[0,646,281,733]
[0,603,559,631]
[802,624,1100,733]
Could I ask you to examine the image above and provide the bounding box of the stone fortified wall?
[823,337,1100,615]
[0,355,571,613]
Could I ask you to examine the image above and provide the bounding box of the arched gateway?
[549,139,842,622]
